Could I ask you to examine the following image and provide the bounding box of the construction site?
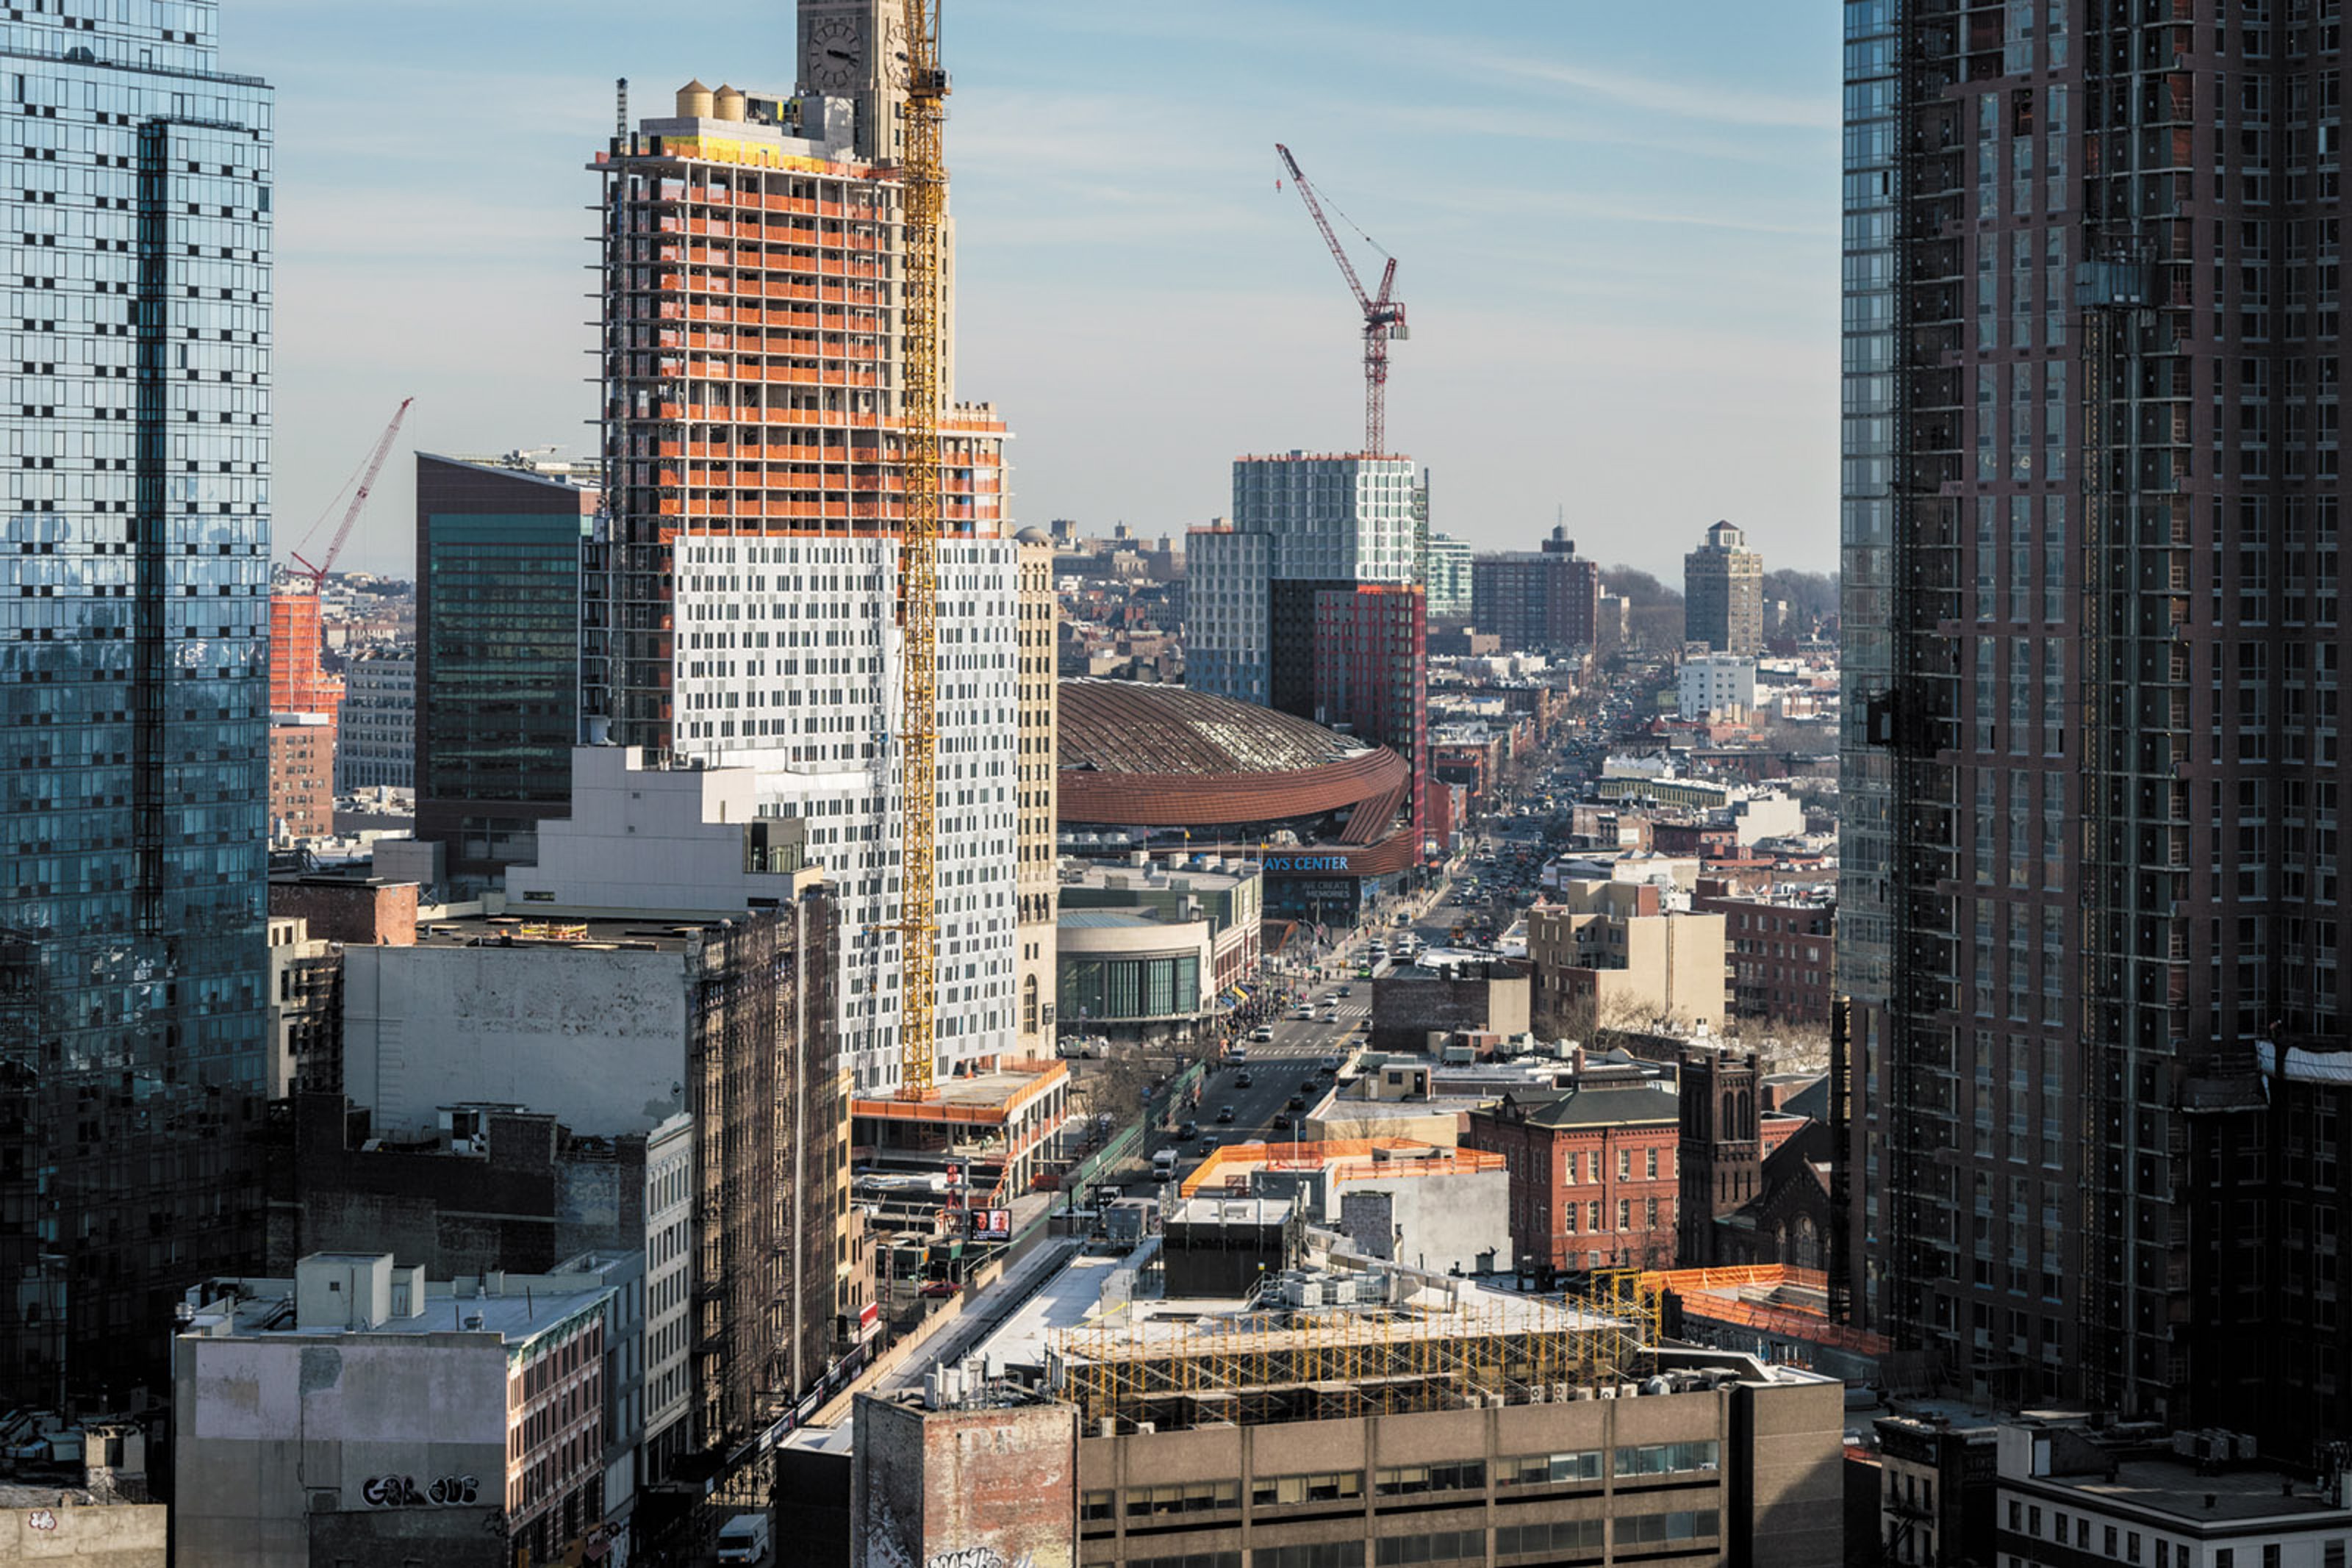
[1044,1258,1655,1436]
[818,1218,1849,1568]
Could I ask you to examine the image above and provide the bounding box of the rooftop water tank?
[676,79,714,118]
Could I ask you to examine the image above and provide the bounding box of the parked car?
[919,1279,958,1299]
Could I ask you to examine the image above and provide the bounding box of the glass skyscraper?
[0,2,271,1404]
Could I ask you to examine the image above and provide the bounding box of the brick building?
[1366,958,1532,1054]
[1470,526,1601,654]
[1466,1079,1683,1276]
[267,872,419,949]
[265,712,334,839]
[1311,580,1428,835]
[1694,880,1835,1025]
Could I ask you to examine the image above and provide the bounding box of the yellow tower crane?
[896,0,948,1098]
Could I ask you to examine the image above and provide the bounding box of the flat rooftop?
[853,1060,1069,1126]
[190,1281,612,1347]
[2032,1459,2352,1527]
[1180,1139,1503,1200]
[407,914,721,952]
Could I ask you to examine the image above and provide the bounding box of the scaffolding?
[1045,1282,1650,1435]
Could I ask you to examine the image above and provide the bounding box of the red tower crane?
[290,396,414,591]
[1274,144,1407,456]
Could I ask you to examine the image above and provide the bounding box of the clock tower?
[797,0,906,162]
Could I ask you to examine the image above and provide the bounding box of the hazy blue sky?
[240,0,1840,581]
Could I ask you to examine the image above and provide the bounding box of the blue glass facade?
[0,1,270,1403]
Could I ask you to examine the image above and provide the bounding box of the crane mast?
[1274,145,1405,456]
[897,0,948,1098]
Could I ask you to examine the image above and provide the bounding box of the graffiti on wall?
[925,1550,1035,1568]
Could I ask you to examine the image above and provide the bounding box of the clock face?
[805,15,866,93]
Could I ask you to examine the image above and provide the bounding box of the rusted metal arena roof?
[1058,678,1374,777]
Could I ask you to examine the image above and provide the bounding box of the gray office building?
[0,1,274,1404]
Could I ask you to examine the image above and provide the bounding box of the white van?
[717,1512,772,1565]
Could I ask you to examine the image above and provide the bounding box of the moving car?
[1177,1120,1198,1140]
[1236,1072,1255,1088]
[1216,1105,1236,1123]
[1250,1025,1274,1043]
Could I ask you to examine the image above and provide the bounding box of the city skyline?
[240,0,1840,581]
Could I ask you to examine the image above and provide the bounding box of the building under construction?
[1046,1265,1653,1437]
[588,54,1031,1093]
[826,1226,1849,1567]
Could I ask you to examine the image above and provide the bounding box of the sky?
[237,0,1840,583]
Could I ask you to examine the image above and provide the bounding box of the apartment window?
[1646,1148,1659,1179]
[1125,1480,1238,1516]
[2131,1531,2143,1563]
[1498,1450,1605,1487]
[2108,1528,2120,1557]
[1646,1197,1659,1229]
[2267,1548,2283,1568]
[1615,1442,1720,1478]
[1618,1148,1632,1180]
[2010,1501,2023,1531]
[1374,1531,1485,1566]
[1615,1510,1721,1547]
[1496,1519,1605,1558]
[1258,1547,1364,1568]
[1252,1470,1363,1508]
[1376,1461,1485,1497]
[1618,1200,1632,1231]
[1080,1489,1115,1522]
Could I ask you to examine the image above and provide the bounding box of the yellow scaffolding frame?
[1047,1283,1652,1434]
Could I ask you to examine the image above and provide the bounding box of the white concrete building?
[1993,1420,2352,1568]
[1678,652,1757,720]
[503,746,811,916]
[172,1253,616,1568]
[639,1117,694,1479]
[664,533,1022,1090]
[334,650,415,794]
[1188,452,1419,705]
